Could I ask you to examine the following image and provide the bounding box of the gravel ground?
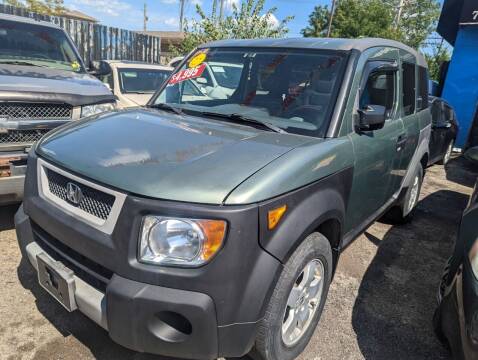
[0,156,476,360]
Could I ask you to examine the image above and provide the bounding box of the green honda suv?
[15,38,431,360]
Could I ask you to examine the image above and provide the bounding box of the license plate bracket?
[37,253,77,312]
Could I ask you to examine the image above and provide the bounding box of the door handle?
[396,134,407,152]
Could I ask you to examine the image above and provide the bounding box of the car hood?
[0,64,114,106]
[37,108,311,204]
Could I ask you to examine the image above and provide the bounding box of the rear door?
[390,53,420,194]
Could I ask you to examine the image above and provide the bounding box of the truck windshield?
[153,47,347,137]
[119,68,172,93]
[0,19,85,73]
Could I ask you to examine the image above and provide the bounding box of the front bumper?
[16,206,220,359]
[0,152,28,204]
[0,174,24,204]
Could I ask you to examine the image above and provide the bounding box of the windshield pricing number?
[474,10,478,21]
[169,64,207,85]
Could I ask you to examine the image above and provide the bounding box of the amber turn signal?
[268,205,287,230]
[197,220,227,261]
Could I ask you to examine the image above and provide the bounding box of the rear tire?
[433,307,447,345]
[439,139,454,165]
[385,164,424,224]
[249,232,333,360]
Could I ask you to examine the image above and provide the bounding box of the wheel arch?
[258,167,353,268]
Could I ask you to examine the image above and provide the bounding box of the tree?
[4,0,65,16]
[301,0,441,49]
[173,0,294,55]
[424,40,451,82]
[390,0,441,49]
[302,0,401,41]
[301,5,330,38]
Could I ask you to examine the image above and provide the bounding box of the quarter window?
[417,66,429,110]
[402,62,416,116]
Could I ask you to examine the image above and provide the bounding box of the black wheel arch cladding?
[258,166,353,263]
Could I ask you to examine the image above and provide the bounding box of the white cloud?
[191,0,203,5]
[160,0,178,4]
[70,0,132,17]
[164,17,179,26]
[225,0,239,8]
[262,13,279,28]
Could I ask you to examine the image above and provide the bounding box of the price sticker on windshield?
[168,63,207,85]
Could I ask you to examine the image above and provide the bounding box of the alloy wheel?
[407,174,420,213]
[282,259,325,347]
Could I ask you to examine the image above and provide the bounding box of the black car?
[428,97,459,166]
[434,147,478,359]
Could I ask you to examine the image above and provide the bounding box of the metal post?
[179,0,185,31]
[395,0,405,28]
[326,0,337,37]
[219,0,224,21]
[143,3,148,31]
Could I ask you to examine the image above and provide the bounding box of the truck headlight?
[139,216,226,267]
[81,102,116,117]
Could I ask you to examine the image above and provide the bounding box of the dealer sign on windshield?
[168,63,207,85]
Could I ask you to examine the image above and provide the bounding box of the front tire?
[250,232,332,360]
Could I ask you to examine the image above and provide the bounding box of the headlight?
[139,216,227,267]
[81,102,116,117]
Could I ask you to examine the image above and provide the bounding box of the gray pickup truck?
[16,38,431,360]
[0,14,115,204]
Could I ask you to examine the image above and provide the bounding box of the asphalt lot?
[0,156,477,360]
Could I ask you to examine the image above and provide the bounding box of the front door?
[345,48,404,232]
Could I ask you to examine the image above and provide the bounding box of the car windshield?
[119,68,172,93]
[0,19,84,72]
[153,47,347,137]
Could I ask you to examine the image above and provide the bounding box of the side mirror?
[89,60,111,77]
[195,77,208,85]
[357,105,387,131]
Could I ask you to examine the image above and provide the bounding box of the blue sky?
[64,0,330,36]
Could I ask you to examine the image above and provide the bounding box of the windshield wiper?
[0,60,48,67]
[200,112,286,133]
[149,103,183,115]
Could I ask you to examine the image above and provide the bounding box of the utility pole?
[179,0,186,31]
[326,0,337,37]
[395,0,405,28]
[143,3,148,31]
[219,0,225,21]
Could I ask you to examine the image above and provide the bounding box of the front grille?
[32,222,113,292]
[0,102,72,120]
[0,129,50,144]
[46,169,115,221]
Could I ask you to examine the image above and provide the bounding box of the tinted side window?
[402,62,416,116]
[430,100,442,126]
[417,66,429,110]
[360,70,396,118]
[444,105,453,123]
